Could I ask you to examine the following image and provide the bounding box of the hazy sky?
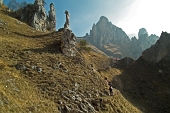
[3,0,170,37]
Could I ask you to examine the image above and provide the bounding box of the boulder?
[142,32,170,63]
[60,29,76,56]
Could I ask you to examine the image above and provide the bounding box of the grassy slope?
[0,5,141,113]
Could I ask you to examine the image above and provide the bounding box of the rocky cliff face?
[121,30,159,59]
[84,17,159,59]
[15,0,56,31]
[142,32,170,63]
[87,16,130,50]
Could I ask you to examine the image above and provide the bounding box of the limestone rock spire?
[0,0,3,6]
[47,3,56,31]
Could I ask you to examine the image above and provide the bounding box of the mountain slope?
[113,32,170,113]
[0,5,141,113]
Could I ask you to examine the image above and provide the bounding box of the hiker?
[108,82,113,96]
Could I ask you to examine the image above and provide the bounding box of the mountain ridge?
[82,16,159,59]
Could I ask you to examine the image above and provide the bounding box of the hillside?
[0,5,141,113]
[113,32,170,113]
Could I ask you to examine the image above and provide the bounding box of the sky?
[3,0,170,37]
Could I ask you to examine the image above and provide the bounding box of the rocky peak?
[99,16,109,23]
[142,32,170,63]
[138,28,148,38]
[88,16,129,50]
[131,36,137,42]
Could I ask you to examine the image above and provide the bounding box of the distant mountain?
[87,16,130,49]
[83,17,159,59]
[121,28,159,59]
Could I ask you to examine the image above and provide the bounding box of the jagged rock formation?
[86,16,130,50]
[60,10,76,56]
[121,29,159,59]
[64,10,70,29]
[83,18,159,59]
[142,32,170,63]
[47,3,56,31]
[31,0,47,31]
[138,28,148,38]
[0,0,3,6]
[60,29,76,56]
[15,0,56,31]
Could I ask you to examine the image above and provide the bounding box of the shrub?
[79,39,87,47]
[79,39,91,52]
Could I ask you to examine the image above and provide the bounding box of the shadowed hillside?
[113,56,170,112]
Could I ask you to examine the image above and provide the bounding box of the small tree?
[79,39,91,52]
[79,39,87,47]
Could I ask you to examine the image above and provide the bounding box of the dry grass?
[0,5,142,113]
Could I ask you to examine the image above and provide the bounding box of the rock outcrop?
[60,29,76,56]
[47,3,56,31]
[64,10,70,29]
[0,0,3,6]
[31,0,47,31]
[142,32,170,63]
[15,0,56,31]
[60,10,76,56]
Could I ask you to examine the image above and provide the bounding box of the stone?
[37,67,42,73]
[16,63,26,70]
[60,29,77,56]
[142,32,170,63]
